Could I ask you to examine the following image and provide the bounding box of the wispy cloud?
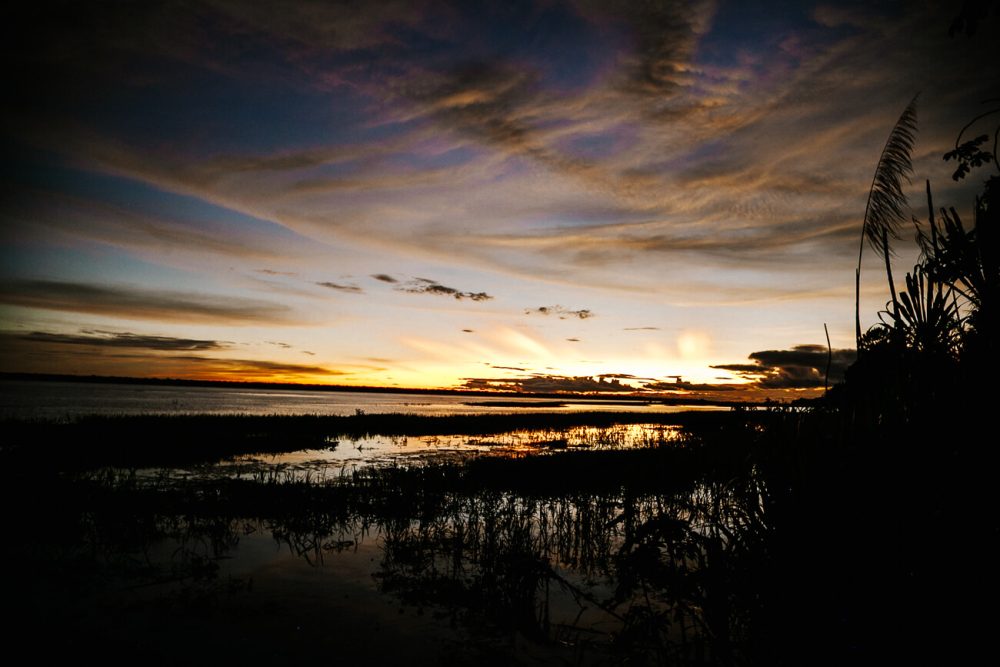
[0,333,345,381]
[167,355,348,377]
[20,330,229,351]
[0,280,293,325]
[2,185,312,262]
[589,0,717,104]
[371,274,399,284]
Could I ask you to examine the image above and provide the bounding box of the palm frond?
[878,265,960,355]
[862,95,919,257]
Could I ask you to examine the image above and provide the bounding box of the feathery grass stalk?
[856,95,919,350]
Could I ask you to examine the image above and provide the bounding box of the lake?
[0,379,722,420]
[4,381,745,664]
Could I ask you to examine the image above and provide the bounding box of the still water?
[6,380,745,663]
[0,379,721,419]
[178,422,683,482]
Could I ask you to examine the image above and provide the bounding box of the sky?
[1,0,997,400]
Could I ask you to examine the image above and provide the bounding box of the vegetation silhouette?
[844,97,998,432]
[1,419,783,665]
[855,95,919,350]
[803,96,999,664]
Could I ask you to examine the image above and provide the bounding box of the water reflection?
[7,447,769,665]
[201,423,682,483]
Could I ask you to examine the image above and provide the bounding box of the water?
[0,379,721,420]
[181,422,684,482]
[4,380,748,662]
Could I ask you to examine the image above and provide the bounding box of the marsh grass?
[7,403,989,664]
[0,410,712,469]
[2,410,784,665]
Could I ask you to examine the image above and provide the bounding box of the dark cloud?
[0,332,340,380]
[399,61,542,156]
[612,0,710,102]
[372,274,399,283]
[257,269,298,276]
[461,374,638,393]
[490,365,528,372]
[167,355,347,377]
[462,329,475,333]
[392,59,625,190]
[21,330,228,351]
[0,280,292,325]
[566,337,581,342]
[398,278,492,301]
[712,344,856,389]
[316,281,363,293]
[643,379,741,392]
[525,305,594,319]
[266,341,292,349]
[623,326,660,331]
[712,363,763,373]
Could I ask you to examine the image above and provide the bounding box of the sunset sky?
[1,1,996,399]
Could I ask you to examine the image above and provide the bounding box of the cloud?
[0,280,293,325]
[462,329,475,333]
[713,344,856,389]
[525,305,594,319]
[624,326,660,331]
[642,379,741,392]
[5,0,994,372]
[0,332,344,381]
[20,330,229,351]
[257,269,298,276]
[385,59,639,195]
[316,281,363,293]
[596,0,716,103]
[394,61,551,162]
[1,184,311,262]
[712,363,761,373]
[371,274,399,283]
[461,373,639,393]
[398,278,493,301]
[566,337,581,342]
[166,355,348,377]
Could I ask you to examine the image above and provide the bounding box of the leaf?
[944,134,993,181]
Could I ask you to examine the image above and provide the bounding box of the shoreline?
[0,371,744,407]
